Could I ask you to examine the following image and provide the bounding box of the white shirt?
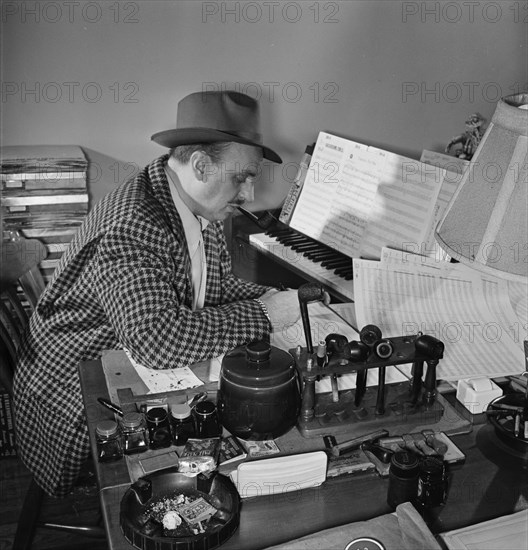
[165,167,209,311]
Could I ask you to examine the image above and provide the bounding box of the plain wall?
[1,0,526,209]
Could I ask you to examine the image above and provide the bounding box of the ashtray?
[487,394,528,455]
[120,468,240,550]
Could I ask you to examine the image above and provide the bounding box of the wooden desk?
[79,358,528,550]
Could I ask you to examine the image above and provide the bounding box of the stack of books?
[1,145,89,283]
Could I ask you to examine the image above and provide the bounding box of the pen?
[97,397,123,417]
[187,392,208,409]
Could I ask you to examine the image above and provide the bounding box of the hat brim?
[151,128,282,164]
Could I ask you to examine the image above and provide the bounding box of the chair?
[0,231,105,549]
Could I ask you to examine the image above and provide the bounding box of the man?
[14,90,301,497]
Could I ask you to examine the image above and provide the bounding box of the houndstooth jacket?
[13,154,272,497]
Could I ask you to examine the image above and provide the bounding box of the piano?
[228,213,354,303]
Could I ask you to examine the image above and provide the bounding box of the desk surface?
[79,358,528,550]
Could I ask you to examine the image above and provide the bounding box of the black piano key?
[321,258,351,268]
[291,244,321,253]
[279,235,309,245]
[334,265,353,276]
[304,248,336,259]
[267,228,294,238]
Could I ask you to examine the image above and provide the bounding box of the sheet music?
[353,258,525,380]
[289,132,444,260]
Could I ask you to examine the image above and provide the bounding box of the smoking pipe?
[237,206,278,230]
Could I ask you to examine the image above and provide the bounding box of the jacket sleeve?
[91,221,270,370]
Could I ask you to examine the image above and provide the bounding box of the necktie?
[191,220,207,311]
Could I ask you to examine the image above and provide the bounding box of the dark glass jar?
[121,412,149,455]
[193,400,222,438]
[145,407,172,449]
[387,451,420,509]
[95,420,123,462]
[170,404,195,446]
[416,457,448,509]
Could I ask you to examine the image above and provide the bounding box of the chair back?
[0,232,47,395]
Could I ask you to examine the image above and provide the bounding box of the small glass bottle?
[145,407,172,449]
[416,457,448,509]
[95,420,123,462]
[170,404,195,446]
[121,412,149,455]
[387,451,420,509]
[193,400,222,438]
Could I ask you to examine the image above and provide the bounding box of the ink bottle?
[145,407,172,449]
[416,457,448,509]
[121,412,149,455]
[387,451,420,509]
[95,420,123,462]
[193,400,222,438]
[170,404,195,446]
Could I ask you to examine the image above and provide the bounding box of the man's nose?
[238,180,254,203]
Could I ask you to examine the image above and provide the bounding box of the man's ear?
[190,151,209,182]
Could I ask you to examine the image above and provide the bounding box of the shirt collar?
[164,164,209,253]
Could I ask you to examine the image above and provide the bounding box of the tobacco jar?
[218,340,301,440]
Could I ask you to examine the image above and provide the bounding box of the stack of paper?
[1,145,89,283]
[353,249,527,380]
[230,451,327,498]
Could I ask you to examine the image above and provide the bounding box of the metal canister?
[387,451,420,509]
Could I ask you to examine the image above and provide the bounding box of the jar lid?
[122,412,144,428]
[171,404,192,420]
[96,420,118,437]
[390,451,419,476]
[221,341,296,387]
[246,340,271,362]
[194,400,216,416]
[146,407,168,424]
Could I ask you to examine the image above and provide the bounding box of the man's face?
[197,142,263,221]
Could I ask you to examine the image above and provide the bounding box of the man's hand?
[259,288,301,330]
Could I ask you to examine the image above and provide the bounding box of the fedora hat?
[151,90,282,163]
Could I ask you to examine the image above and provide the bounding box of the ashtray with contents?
[487,393,528,456]
[120,468,240,550]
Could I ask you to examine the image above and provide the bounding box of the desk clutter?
[96,361,468,550]
[95,282,527,549]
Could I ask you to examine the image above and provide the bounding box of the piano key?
[335,265,353,276]
[292,243,322,253]
[305,250,340,261]
[321,258,351,268]
[249,232,354,302]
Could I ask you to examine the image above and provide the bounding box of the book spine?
[2,194,89,207]
[2,176,87,191]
